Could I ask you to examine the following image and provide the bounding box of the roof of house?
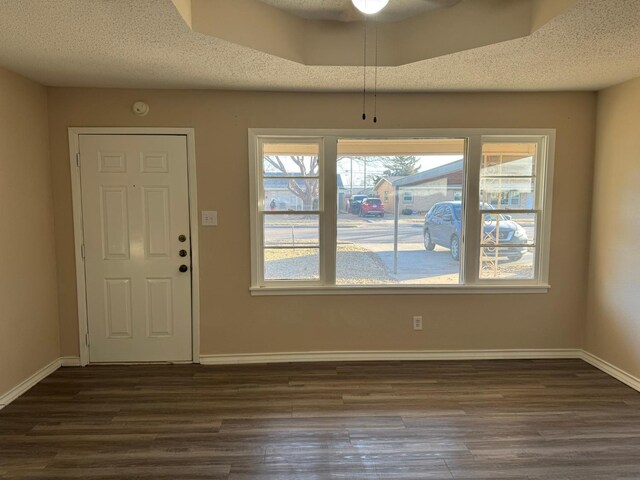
[374,176,406,190]
[392,160,463,187]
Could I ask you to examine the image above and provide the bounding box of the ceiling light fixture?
[352,0,390,15]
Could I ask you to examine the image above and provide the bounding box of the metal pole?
[393,185,399,274]
[350,158,353,194]
[363,157,367,192]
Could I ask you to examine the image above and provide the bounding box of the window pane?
[479,141,539,283]
[481,143,537,177]
[480,178,535,210]
[264,215,319,247]
[336,138,465,285]
[480,247,536,280]
[264,248,319,280]
[263,178,319,211]
[480,213,536,246]
[262,143,319,177]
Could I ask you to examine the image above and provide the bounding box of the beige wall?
[0,68,59,397]
[586,77,640,379]
[47,88,596,358]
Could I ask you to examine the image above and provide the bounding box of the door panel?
[141,152,169,173]
[100,186,130,260]
[143,187,171,258]
[80,134,192,363]
[146,278,174,337]
[104,278,133,338]
[99,152,127,173]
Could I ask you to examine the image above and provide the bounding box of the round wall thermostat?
[132,101,149,116]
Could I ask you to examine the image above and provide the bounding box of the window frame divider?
[463,135,481,286]
[323,137,338,286]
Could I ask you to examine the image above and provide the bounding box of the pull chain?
[373,22,378,124]
[362,18,367,120]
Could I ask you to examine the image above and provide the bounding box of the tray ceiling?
[0,0,638,92]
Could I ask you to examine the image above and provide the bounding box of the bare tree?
[264,155,318,209]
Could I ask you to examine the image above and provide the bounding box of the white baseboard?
[199,348,582,365]
[60,356,82,367]
[0,356,82,410]
[200,349,640,393]
[579,350,640,393]
[0,358,61,410]
[2,351,637,411]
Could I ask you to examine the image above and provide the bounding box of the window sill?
[249,284,550,296]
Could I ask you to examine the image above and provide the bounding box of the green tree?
[382,155,420,176]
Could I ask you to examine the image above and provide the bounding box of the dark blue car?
[423,201,528,261]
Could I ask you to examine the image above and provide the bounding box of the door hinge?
[76,152,81,167]
[85,332,90,347]
[81,244,85,259]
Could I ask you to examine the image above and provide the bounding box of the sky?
[337,155,464,189]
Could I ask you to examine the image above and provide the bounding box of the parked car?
[422,201,528,261]
[349,194,368,214]
[359,198,385,218]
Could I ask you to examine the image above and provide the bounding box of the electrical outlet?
[413,316,423,331]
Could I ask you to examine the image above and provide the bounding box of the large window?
[249,130,554,294]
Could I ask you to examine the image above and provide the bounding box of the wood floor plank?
[0,359,638,479]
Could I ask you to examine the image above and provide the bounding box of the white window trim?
[255,136,326,287]
[477,135,549,285]
[248,128,555,295]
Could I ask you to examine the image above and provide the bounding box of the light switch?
[201,210,218,226]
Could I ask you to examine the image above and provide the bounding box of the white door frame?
[68,127,200,366]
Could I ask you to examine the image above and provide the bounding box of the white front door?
[79,134,193,363]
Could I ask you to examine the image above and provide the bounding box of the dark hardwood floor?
[1,359,639,479]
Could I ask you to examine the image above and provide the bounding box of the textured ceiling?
[0,0,639,92]
[257,0,462,22]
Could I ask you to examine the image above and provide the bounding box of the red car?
[359,198,385,218]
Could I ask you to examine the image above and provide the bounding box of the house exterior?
[480,145,536,209]
[265,173,343,210]
[373,176,405,213]
[375,158,534,214]
[373,162,464,214]
[264,177,306,210]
